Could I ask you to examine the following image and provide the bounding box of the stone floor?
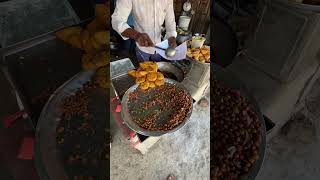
[257,77,320,180]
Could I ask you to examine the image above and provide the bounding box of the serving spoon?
[154,46,176,57]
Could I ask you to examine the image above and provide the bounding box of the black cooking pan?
[212,64,266,179]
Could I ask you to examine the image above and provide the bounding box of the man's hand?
[168,37,177,48]
[134,33,154,47]
[121,28,154,47]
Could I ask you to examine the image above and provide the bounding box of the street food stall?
[0,2,109,180]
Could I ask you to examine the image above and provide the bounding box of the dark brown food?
[211,78,261,180]
[56,81,109,179]
[128,83,192,131]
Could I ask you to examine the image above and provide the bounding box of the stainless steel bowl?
[121,78,193,136]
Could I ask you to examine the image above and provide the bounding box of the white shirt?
[112,0,177,54]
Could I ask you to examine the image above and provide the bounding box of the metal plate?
[212,64,266,180]
[121,78,193,137]
[35,70,109,180]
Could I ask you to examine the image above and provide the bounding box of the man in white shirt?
[112,0,177,62]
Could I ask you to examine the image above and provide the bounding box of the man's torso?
[131,0,169,54]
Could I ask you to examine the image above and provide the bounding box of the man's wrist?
[132,31,141,41]
[168,37,176,46]
[121,28,141,41]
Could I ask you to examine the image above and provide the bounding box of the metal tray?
[121,78,193,137]
[212,64,266,180]
[35,70,109,180]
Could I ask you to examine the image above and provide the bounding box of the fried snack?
[157,72,164,80]
[84,38,98,53]
[138,71,148,76]
[128,70,137,77]
[155,79,165,86]
[82,52,108,70]
[140,63,149,70]
[147,72,158,82]
[135,71,145,78]
[140,82,150,90]
[68,35,83,49]
[93,31,108,46]
[128,61,163,90]
[136,77,146,84]
[92,51,108,67]
[149,82,156,88]
[187,45,210,63]
[81,30,90,48]
[201,49,209,55]
[205,54,210,62]
[55,27,82,42]
[81,54,95,70]
[149,63,158,72]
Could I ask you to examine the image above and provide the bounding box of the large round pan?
[121,78,193,137]
[212,64,266,180]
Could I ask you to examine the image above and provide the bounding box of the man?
[112,0,136,55]
[112,0,177,62]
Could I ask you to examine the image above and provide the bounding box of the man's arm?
[111,0,132,40]
[111,0,154,47]
[165,0,177,48]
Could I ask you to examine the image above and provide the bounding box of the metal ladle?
[155,46,176,57]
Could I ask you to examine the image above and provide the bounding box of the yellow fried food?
[139,62,149,70]
[92,52,108,67]
[201,49,209,55]
[140,81,150,90]
[81,54,95,70]
[205,54,210,62]
[55,27,82,42]
[147,72,158,82]
[68,35,83,49]
[157,72,164,80]
[155,79,165,86]
[149,82,156,88]
[135,71,145,78]
[93,31,108,45]
[149,63,158,72]
[194,54,200,61]
[136,76,146,84]
[138,71,148,76]
[84,38,98,53]
[81,30,90,48]
[144,66,154,73]
[128,70,137,77]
